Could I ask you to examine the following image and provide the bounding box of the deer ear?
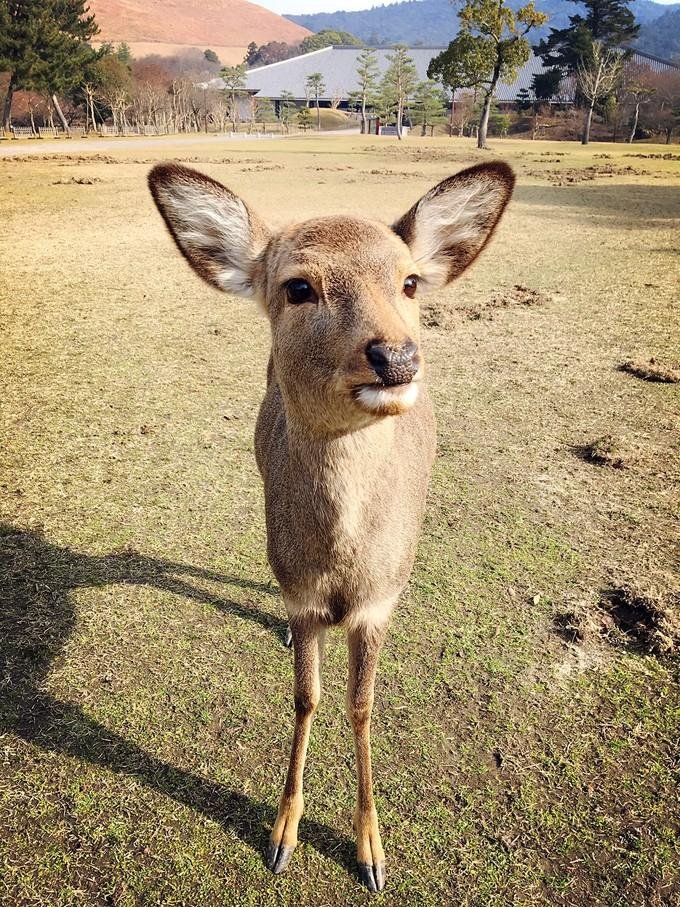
[393,162,514,289]
[148,163,270,297]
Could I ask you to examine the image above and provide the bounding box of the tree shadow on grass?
[0,523,356,878]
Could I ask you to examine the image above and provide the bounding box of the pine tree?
[306,72,326,129]
[0,0,99,129]
[220,64,247,132]
[353,48,379,135]
[381,44,417,140]
[536,0,639,74]
[412,80,447,136]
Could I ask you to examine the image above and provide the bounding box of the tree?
[243,42,258,66]
[640,70,680,144]
[277,90,296,131]
[428,32,495,137]
[576,41,623,143]
[457,0,548,149]
[253,96,276,131]
[624,68,656,143]
[306,72,325,130]
[412,79,447,136]
[352,47,379,134]
[220,63,247,132]
[531,67,563,103]
[245,41,297,67]
[297,106,313,130]
[536,0,638,76]
[300,29,362,54]
[381,44,417,140]
[204,49,220,64]
[0,0,99,129]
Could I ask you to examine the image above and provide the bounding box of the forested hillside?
[287,0,680,55]
[637,7,680,56]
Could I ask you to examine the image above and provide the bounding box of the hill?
[89,0,310,64]
[637,7,680,57]
[286,0,680,52]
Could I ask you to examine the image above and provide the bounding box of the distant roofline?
[246,44,332,74]
[246,43,678,71]
[631,47,680,69]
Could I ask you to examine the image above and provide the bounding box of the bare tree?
[577,41,623,145]
[625,69,655,144]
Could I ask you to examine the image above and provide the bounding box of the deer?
[148,159,514,892]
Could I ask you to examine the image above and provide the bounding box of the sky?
[258,0,678,15]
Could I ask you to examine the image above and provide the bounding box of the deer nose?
[365,339,419,386]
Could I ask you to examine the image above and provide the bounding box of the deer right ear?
[148,163,270,297]
[393,162,514,290]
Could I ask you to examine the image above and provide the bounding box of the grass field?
[1,134,679,906]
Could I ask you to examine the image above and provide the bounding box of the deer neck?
[285,414,397,538]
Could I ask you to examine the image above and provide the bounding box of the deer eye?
[285,278,318,305]
[403,275,418,299]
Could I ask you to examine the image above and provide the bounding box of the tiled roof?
[206,45,678,104]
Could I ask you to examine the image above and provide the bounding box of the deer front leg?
[347,623,387,893]
[266,617,324,875]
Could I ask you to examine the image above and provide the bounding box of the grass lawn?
[0,134,678,906]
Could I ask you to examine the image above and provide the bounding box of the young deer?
[148,160,514,892]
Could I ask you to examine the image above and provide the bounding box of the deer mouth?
[352,380,420,416]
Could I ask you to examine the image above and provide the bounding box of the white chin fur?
[355,382,420,414]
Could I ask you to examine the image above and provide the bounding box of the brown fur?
[147,160,514,891]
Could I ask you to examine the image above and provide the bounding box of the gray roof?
[207,45,678,104]
[206,45,560,103]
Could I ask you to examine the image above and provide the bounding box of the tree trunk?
[51,94,69,131]
[361,97,367,134]
[449,89,455,137]
[581,102,595,145]
[477,63,500,150]
[316,93,321,130]
[628,101,639,144]
[2,72,16,130]
[478,90,493,149]
[396,99,403,140]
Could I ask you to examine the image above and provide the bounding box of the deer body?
[149,161,513,892]
[255,366,436,629]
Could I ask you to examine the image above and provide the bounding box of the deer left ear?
[393,162,515,289]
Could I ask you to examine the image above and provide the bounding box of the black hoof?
[358,861,386,893]
[265,840,296,875]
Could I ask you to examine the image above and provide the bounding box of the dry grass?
[1,134,679,906]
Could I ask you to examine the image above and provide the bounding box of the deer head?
[149,162,514,434]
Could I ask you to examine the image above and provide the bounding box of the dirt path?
[0,128,360,158]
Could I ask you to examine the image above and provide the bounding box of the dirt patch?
[624,152,680,161]
[555,583,679,656]
[51,176,102,185]
[525,163,646,184]
[618,357,680,383]
[423,284,552,328]
[575,435,638,470]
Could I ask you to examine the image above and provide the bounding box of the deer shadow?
[0,524,356,877]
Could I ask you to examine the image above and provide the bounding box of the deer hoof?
[358,860,386,893]
[265,840,296,874]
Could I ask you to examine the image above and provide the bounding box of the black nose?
[365,339,419,386]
